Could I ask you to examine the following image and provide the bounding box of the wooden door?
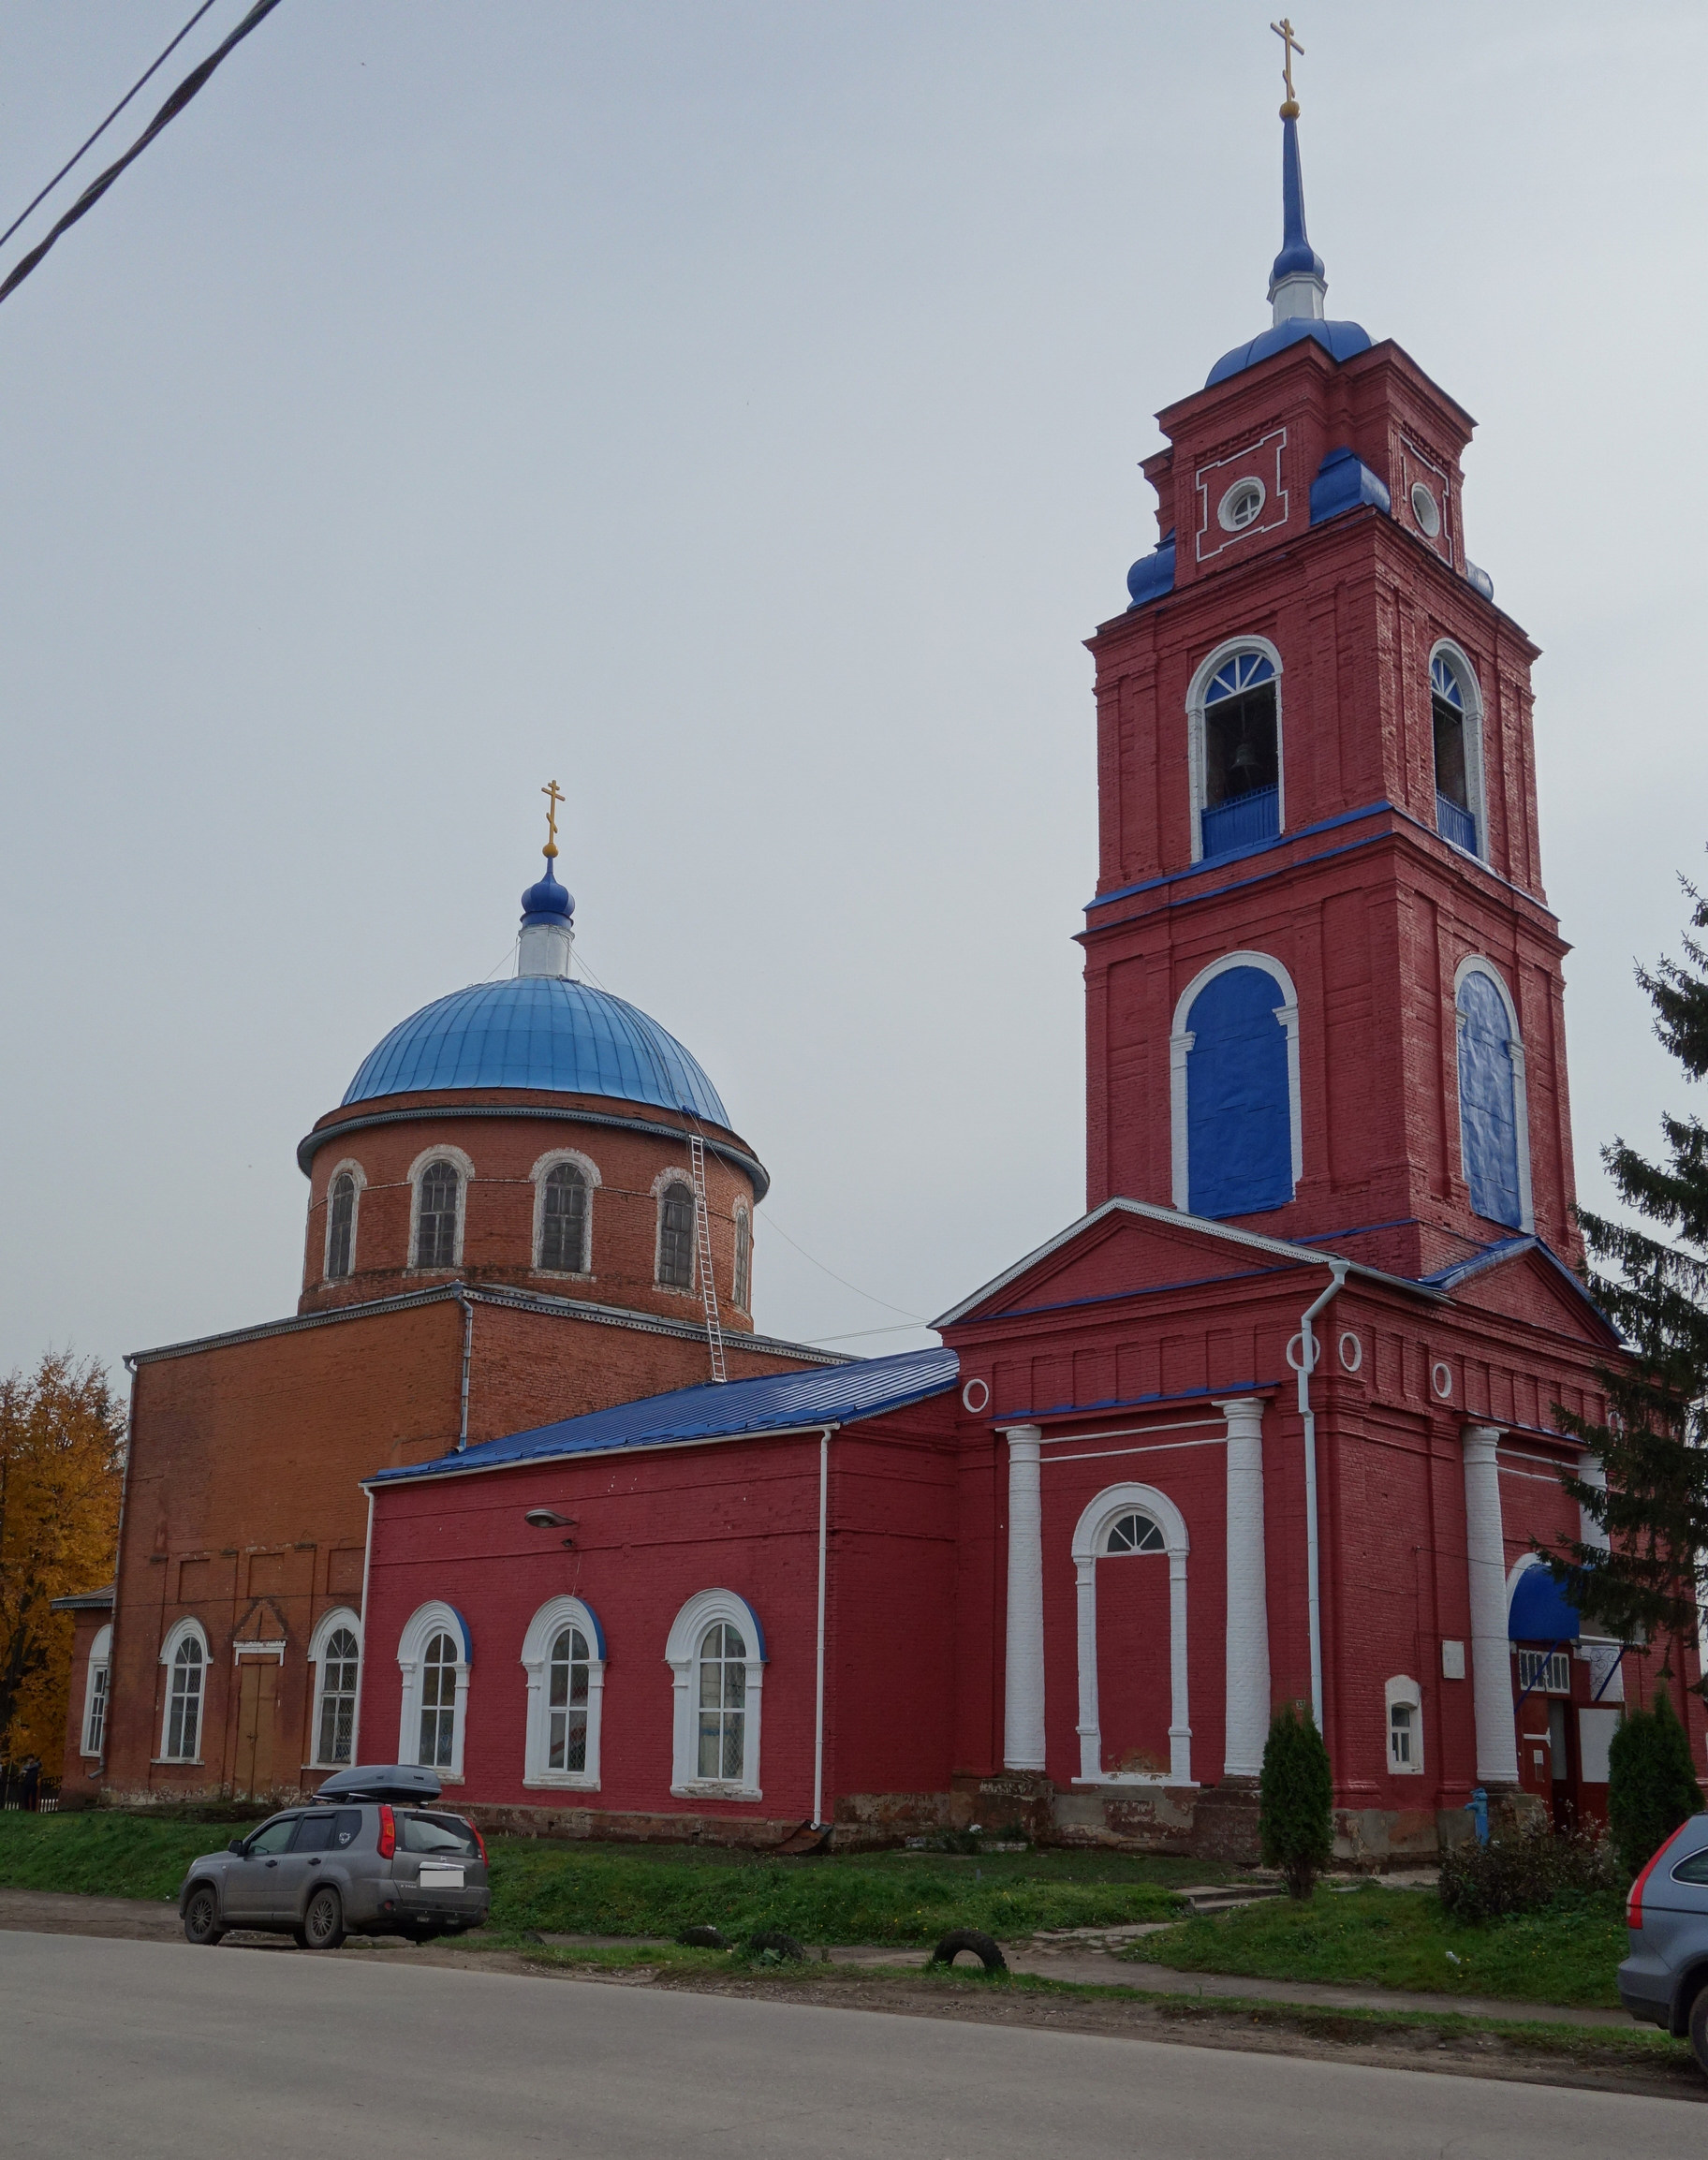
[233,1659,280,1800]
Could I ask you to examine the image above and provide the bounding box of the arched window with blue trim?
[1198,648,1280,861]
[1432,652,1479,855]
[1456,962,1528,1230]
[1175,959,1299,1219]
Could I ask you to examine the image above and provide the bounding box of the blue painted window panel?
[1431,654,1465,708]
[1200,786,1279,860]
[1457,971,1523,1229]
[1185,967,1292,1218]
[1436,794,1477,853]
[1204,652,1274,704]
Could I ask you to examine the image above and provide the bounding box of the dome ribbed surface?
[342,976,731,1127]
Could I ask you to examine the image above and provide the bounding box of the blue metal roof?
[1206,315,1372,389]
[343,976,732,1128]
[372,1344,959,1484]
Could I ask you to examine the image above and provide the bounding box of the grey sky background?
[2,1,1703,1379]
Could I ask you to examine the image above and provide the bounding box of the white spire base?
[518,920,574,978]
[1270,272,1326,325]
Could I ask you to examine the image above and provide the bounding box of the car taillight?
[377,1803,396,1860]
[467,1818,487,1865]
[1627,1826,1687,1928]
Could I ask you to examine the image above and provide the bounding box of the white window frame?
[1185,635,1286,864]
[1452,955,1535,1233]
[1169,950,1303,1214]
[1070,1484,1193,1787]
[530,1148,600,1275]
[407,1145,473,1273]
[307,1606,362,1769]
[158,1615,210,1763]
[321,1158,366,1283]
[666,1588,765,1800]
[81,1624,112,1757]
[521,1594,607,1789]
[1428,639,1489,863]
[653,1167,699,1294]
[1516,1648,1572,1696]
[1385,1674,1424,1774]
[396,1600,471,1779]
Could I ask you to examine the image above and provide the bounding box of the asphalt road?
[0,1930,1698,2160]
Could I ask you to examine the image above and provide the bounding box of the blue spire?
[1268,112,1327,322]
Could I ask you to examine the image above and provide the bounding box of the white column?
[1073,1557,1100,1782]
[1576,1452,1609,1554]
[1220,1396,1272,1777]
[1169,1031,1194,1209]
[1462,1424,1520,1785]
[1167,1549,1193,1786]
[1003,1425,1046,1771]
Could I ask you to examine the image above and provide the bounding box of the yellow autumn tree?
[0,1353,125,1774]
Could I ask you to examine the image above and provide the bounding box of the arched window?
[1455,960,1533,1232]
[539,1163,589,1273]
[1386,1675,1423,1775]
[309,1609,362,1768]
[326,1171,358,1281]
[1071,1486,1191,1786]
[732,1207,752,1311]
[414,1159,462,1270]
[81,1624,112,1757]
[1431,648,1484,858]
[657,1179,696,1289]
[1105,1511,1166,1553]
[521,1595,606,1788]
[159,1620,209,1762]
[396,1602,470,1777]
[665,1589,765,1797]
[1189,642,1283,862]
[1171,954,1302,1219]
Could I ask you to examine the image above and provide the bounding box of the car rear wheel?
[183,1885,224,1947]
[1688,1981,1708,2078]
[300,1886,346,1951]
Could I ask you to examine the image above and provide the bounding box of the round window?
[1217,478,1267,533]
[1410,481,1441,537]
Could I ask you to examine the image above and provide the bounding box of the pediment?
[1437,1241,1618,1349]
[232,1597,289,1646]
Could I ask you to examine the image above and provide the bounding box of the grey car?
[177,1765,491,1950]
[1617,1811,1708,2072]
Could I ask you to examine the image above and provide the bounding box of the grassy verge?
[0,1814,1197,1943]
[1120,1883,1627,2009]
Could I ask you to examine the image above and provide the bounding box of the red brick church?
[61,84,1702,1859]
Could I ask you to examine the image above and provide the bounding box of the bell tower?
[1082,68,1580,1284]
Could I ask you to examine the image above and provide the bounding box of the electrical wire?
[756,1210,927,1322]
[0,0,224,253]
[806,1322,940,1345]
[0,0,289,310]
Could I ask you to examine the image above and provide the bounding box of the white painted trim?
[665,1588,764,1800]
[321,1158,366,1284]
[520,1594,606,1789]
[406,1145,474,1271]
[1385,1673,1424,1775]
[1184,635,1286,864]
[1452,955,1535,1234]
[1428,639,1489,864]
[396,1599,471,1778]
[1194,433,1288,567]
[1069,1481,1192,1787]
[1003,1426,1047,1771]
[306,1607,362,1769]
[652,1166,699,1292]
[529,1148,600,1275]
[80,1624,112,1756]
[233,1639,286,1661]
[1462,1425,1520,1785]
[1169,950,1303,1210]
[159,1615,208,1665]
[158,1616,210,1763]
[1219,1396,1272,1778]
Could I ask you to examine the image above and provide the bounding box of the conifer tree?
[1608,1689,1704,1876]
[1259,1701,1333,1899]
[1542,879,1708,1715]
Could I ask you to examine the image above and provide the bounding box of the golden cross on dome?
[541,778,564,860]
[1271,16,1303,116]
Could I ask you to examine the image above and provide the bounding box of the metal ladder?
[688,1132,727,1384]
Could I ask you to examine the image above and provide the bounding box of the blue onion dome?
[521,861,573,924]
[342,976,733,1128]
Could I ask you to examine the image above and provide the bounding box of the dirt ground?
[1,1886,1697,2105]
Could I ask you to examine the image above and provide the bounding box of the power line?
[0,0,289,311]
[756,1210,927,1323]
[0,0,224,254]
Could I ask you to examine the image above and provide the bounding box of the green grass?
[1120,1884,1627,2009]
[0,1814,1199,1944]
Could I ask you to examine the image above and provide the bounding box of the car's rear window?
[401,1811,479,1857]
[290,1809,364,1854]
[1672,1847,1708,1884]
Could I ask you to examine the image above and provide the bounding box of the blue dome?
[1205,315,1371,389]
[521,862,573,924]
[342,976,733,1128]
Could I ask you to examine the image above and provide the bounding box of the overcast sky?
[1,0,1703,1381]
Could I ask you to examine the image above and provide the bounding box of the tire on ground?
[929,1929,1008,1974]
[678,1925,730,1949]
[746,1932,805,1961]
[183,1885,224,1947]
[1688,1981,1708,2079]
[301,1886,346,1951]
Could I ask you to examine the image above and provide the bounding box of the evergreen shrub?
[1259,1702,1333,1900]
[1608,1687,1704,1878]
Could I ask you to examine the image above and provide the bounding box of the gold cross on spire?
[1271,16,1303,117]
[541,778,564,860]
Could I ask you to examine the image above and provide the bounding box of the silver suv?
[177,1766,492,1950]
[1617,1811,1708,2073]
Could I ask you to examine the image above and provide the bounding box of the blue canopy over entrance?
[1509,1564,1582,1643]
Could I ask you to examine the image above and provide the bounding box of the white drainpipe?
[813,1427,832,1829]
[1290,1260,1349,1730]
